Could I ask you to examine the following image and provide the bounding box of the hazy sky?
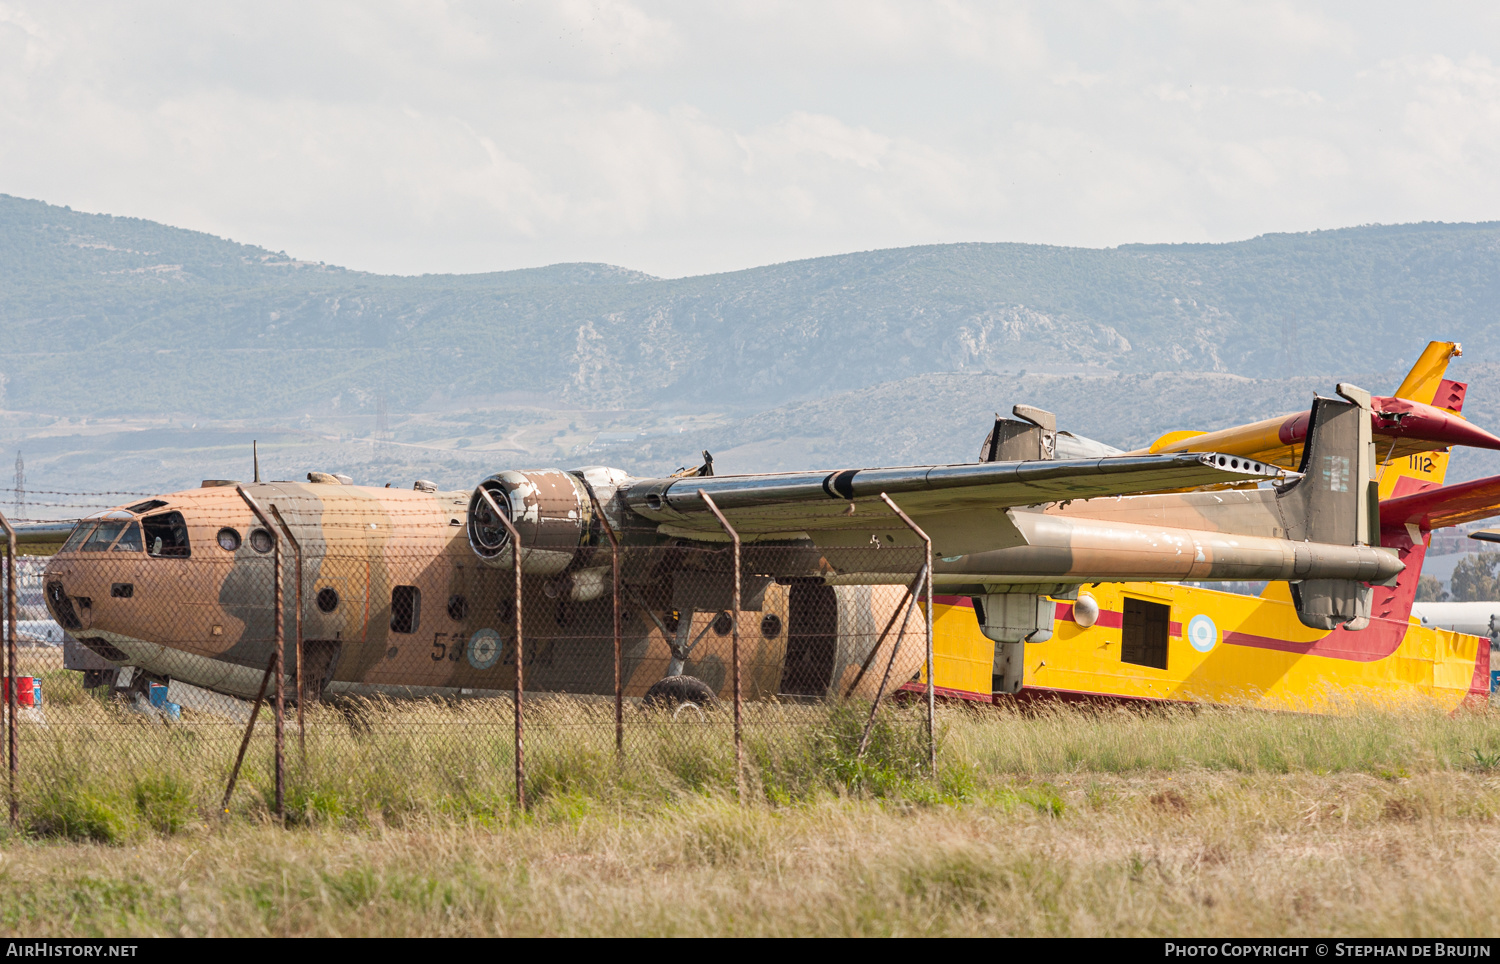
[2,1,1498,277]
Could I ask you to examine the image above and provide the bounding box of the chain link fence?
[0,492,938,831]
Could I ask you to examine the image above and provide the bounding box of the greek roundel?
[467,628,503,669]
[1187,614,1218,654]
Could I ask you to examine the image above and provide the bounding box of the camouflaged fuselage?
[43,481,926,703]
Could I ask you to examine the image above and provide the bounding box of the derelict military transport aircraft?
[15,383,1400,710]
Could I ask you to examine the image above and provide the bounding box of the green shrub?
[284,784,346,827]
[132,773,195,835]
[31,784,134,843]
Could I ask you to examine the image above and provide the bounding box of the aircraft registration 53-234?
[8,340,1500,716]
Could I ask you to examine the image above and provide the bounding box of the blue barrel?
[148,682,181,721]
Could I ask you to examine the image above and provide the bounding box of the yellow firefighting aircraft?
[6,380,1404,710]
[916,341,1500,711]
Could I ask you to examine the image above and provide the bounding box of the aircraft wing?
[623,452,1285,536]
[0,521,75,554]
[1381,475,1500,531]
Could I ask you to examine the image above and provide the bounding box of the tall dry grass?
[4,770,1500,936]
[10,688,940,837]
[5,682,1500,936]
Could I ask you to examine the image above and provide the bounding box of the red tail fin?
[1370,379,1493,629]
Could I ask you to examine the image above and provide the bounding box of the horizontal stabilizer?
[1380,474,1500,531]
[1370,395,1500,453]
[1140,394,1500,469]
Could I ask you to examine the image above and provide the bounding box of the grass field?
[4,691,1500,937]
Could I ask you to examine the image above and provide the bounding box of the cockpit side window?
[61,523,97,553]
[113,522,143,553]
[81,521,126,552]
[143,512,191,558]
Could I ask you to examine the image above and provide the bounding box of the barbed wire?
[1,489,161,498]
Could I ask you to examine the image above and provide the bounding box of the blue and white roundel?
[467,628,503,670]
[1186,614,1218,653]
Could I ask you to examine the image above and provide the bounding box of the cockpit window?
[61,523,97,553]
[126,500,168,514]
[143,512,191,558]
[81,521,127,552]
[113,522,143,553]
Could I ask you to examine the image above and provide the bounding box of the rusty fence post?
[475,486,525,811]
[0,511,17,828]
[697,491,745,800]
[237,487,285,821]
[268,505,305,767]
[879,493,936,775]
[220,652,277,815]
[856,560,928,762]
[585,489,624,764]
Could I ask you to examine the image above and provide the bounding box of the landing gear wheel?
[643,675,718,711]
[672,702,707,722]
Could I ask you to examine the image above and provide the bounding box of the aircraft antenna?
[253,440,260,483]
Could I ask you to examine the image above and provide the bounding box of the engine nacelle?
[468,469,593,575]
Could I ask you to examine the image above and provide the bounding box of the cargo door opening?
[780,583,837,696]
[1121,597,1170,670]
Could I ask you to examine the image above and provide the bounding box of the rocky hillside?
[4,194,1499,420]
[4,193,1500,503]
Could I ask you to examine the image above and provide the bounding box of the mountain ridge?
[5,193,1500,500]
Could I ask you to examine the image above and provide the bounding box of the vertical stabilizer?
[1279,385,1384,630]
[1261,343,1465,618]
[979,405,1057,462]
[1366,356,1470,628]
[1377,341,1464,497]
[1394,341,1462,406]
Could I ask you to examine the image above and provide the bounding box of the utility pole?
[375,392,390,454]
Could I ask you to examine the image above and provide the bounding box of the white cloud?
[0,2,1497,276]
[1395,55,1500,167]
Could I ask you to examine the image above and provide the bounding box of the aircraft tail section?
[1260,352,1469,627]
[1286,357,1475,632]
[1394,341,1463,405]
[1366,472,1500,631]
[1134,341,1480,470]
[1277,384,1384,631]
[1377,346,1468,499]
[1282,385,1378,548]
[979,405,1058,462]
